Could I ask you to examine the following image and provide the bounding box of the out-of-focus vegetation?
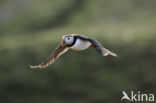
[0,0,156,103]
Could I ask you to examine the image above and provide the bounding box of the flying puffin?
[30,34,118,69]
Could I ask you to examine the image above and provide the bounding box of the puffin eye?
[67,37,70,40]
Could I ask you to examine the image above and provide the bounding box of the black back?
[67,35,89,47]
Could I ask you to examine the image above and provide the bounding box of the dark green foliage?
[0,40,156,103]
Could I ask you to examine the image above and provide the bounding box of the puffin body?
[30,34,118,69]
[69,38,91,50]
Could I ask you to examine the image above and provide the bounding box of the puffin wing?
[88,39,118,57]
[72,34,118,57]
[30,45,68,69]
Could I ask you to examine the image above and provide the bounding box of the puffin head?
[61,35,74,46]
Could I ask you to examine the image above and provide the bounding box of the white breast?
[70,39,91,50]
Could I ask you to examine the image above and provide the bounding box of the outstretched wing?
[72,34,118,57]
[88,39,118,57]
[30,45,68,69]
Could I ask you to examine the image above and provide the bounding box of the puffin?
[30,34,118,69]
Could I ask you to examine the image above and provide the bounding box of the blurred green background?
[0,0,156,103]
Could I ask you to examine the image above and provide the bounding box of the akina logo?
[121,91,154,102]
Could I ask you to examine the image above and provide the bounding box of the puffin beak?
[61,37,65,46]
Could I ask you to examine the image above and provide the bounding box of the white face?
[64,36,74,45]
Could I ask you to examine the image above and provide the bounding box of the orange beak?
[61,37,65,46]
